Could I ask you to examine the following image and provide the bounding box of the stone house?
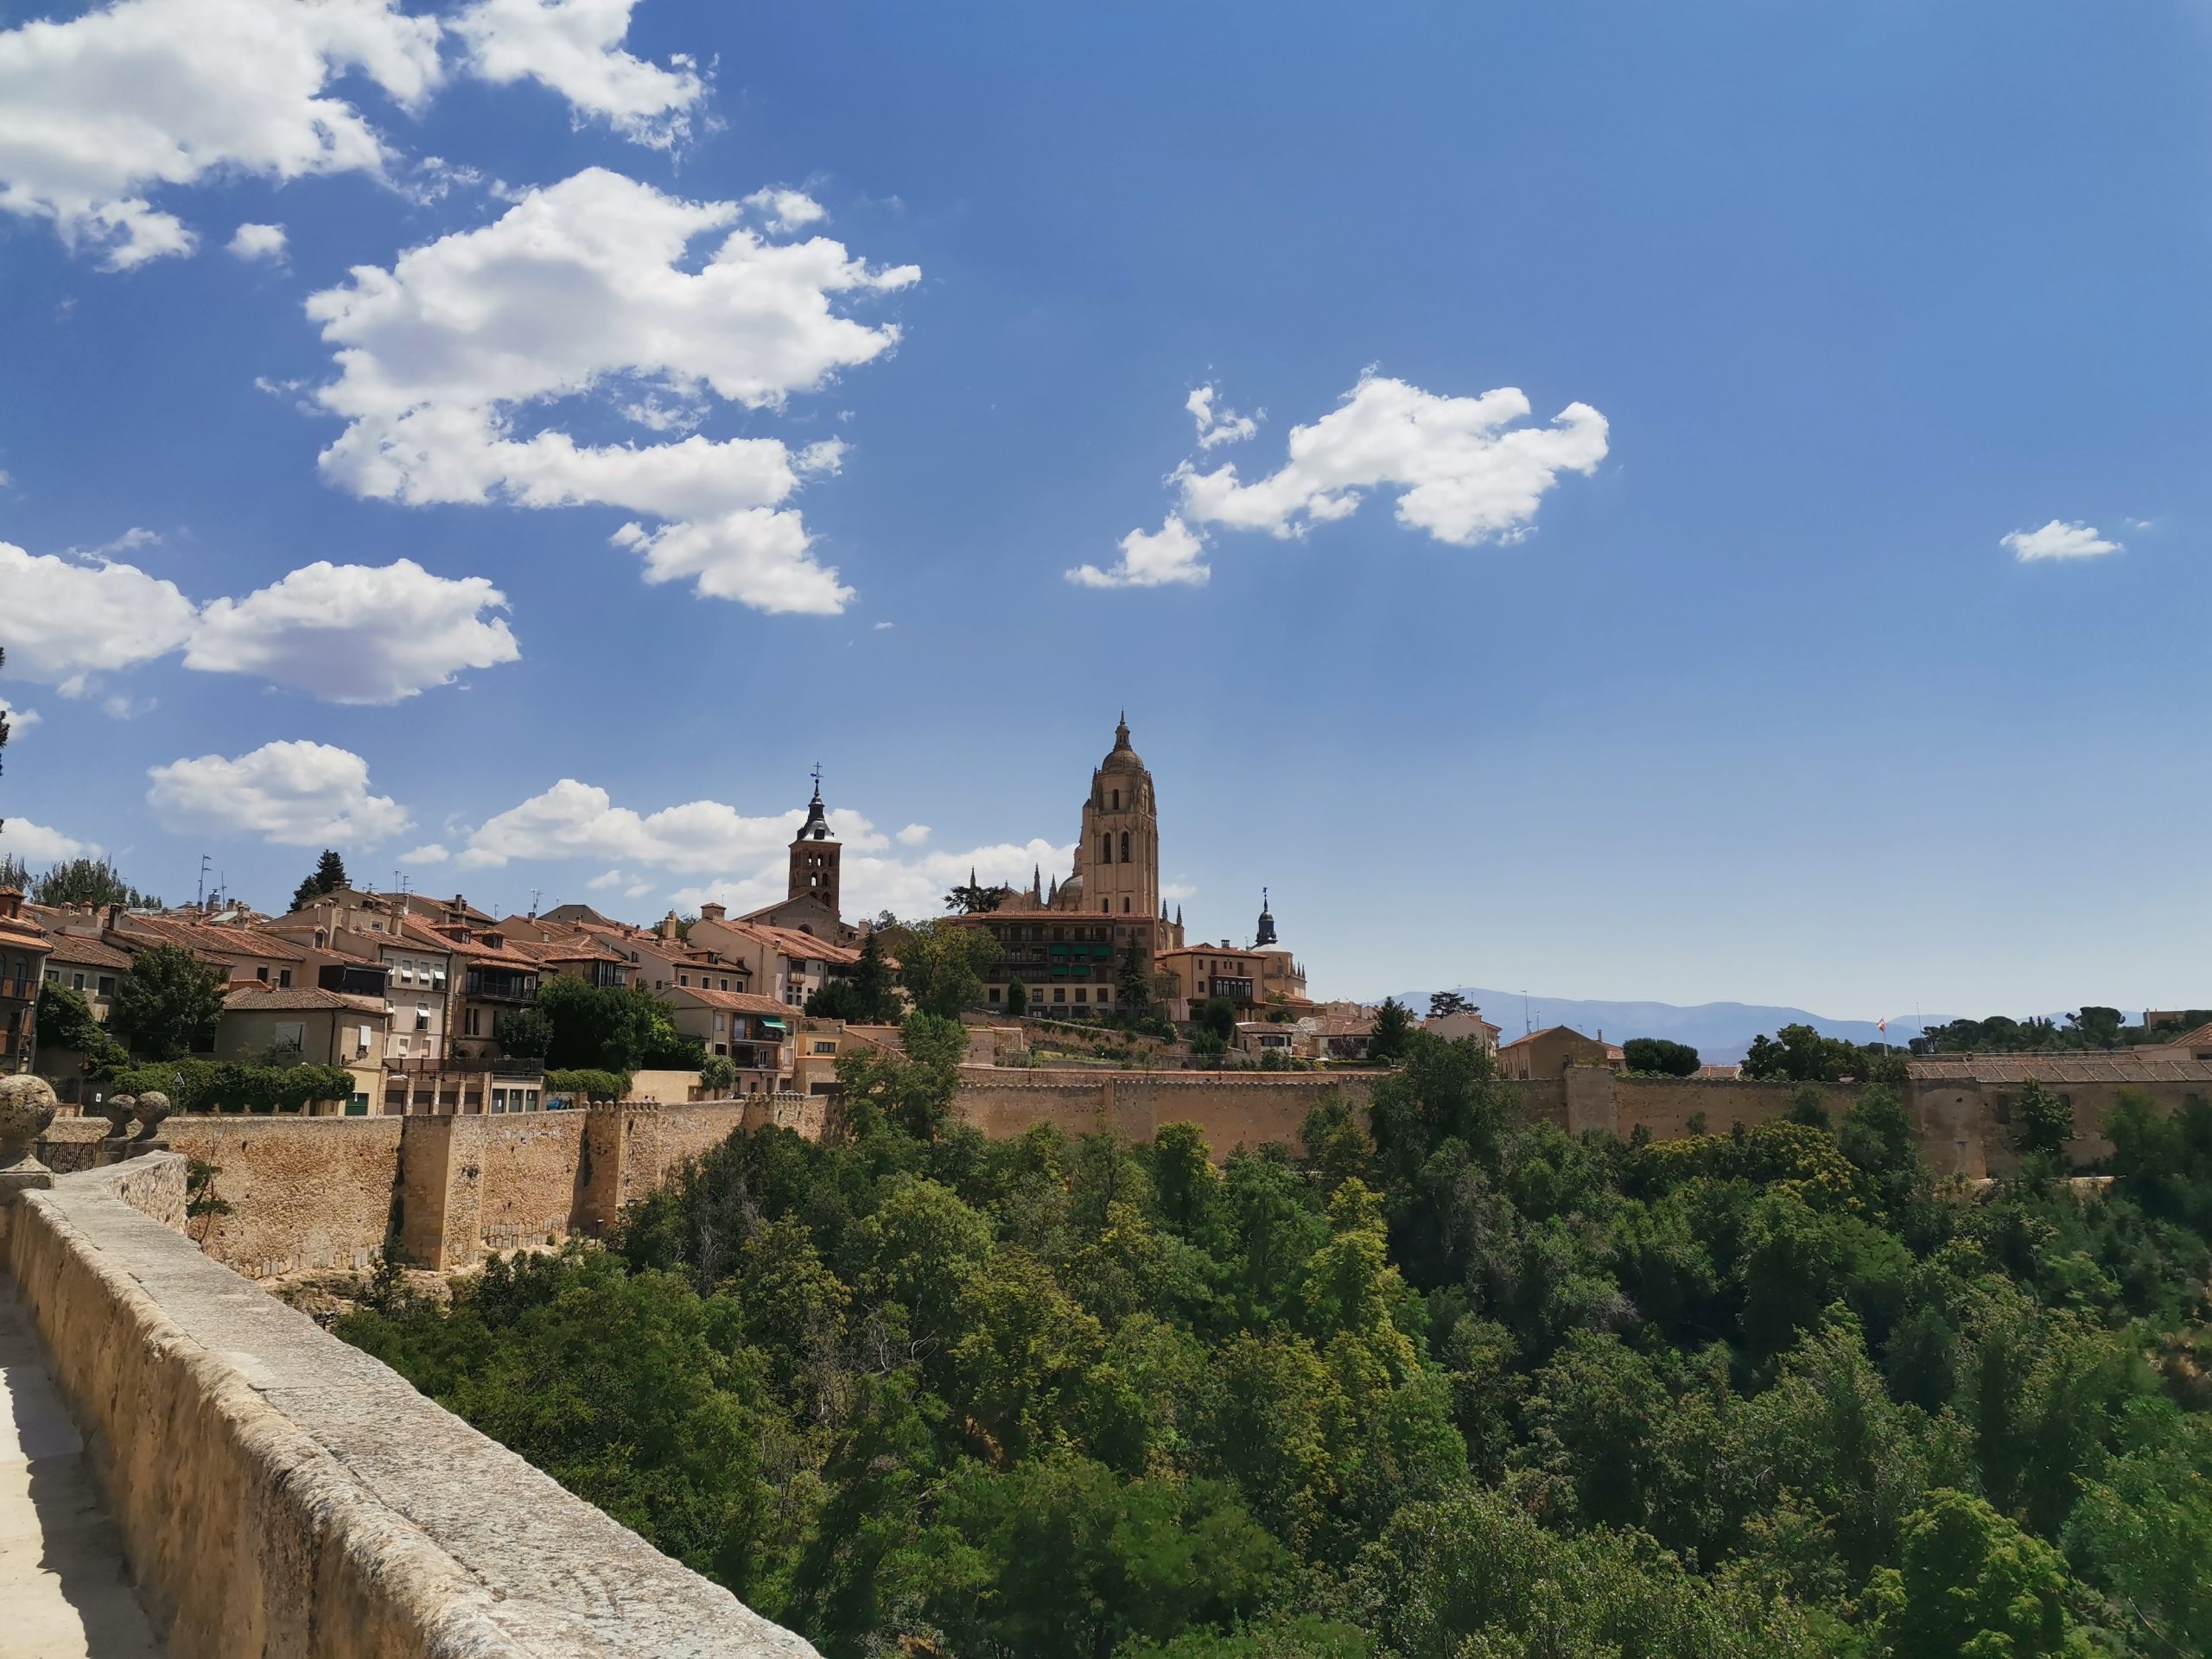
[0,888,52,1072]
[215,984,387,1113]
[659,986,792,1092]
[1495,1024,1621,1080]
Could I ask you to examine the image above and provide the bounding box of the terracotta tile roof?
[397,917,535,969]
[1908,1054,2212,1085]
[509,935,627,966]
[38,932,133,971]
[1497,1026,1602,1051]
[222,985,387,1015]
[666,985,795,1017]
[116,915,310,962]
[0,915,51,950]
[709,918,861,965]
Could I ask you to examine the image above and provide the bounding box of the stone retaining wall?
[954,1070,1382,1157]
[0,1157,819,1658]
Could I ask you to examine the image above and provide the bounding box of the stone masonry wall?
[954,1071,1381,1159]
[161,1116,404,1278]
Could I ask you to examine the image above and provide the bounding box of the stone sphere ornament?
[100,1094,138,1135]
[132,1090,175,1139]
[0,1074,60,1191]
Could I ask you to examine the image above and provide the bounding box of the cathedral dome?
[1098,714,1146,772]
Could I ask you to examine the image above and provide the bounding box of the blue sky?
[2,0,2208,1019]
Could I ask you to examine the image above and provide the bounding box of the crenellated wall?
[0,1156,820,1658]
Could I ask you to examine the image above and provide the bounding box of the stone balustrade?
[0,1156,820,1658]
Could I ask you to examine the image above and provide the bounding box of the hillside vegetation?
[337,1017,2212,1657]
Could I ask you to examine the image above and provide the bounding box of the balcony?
[385,1055,545,1078]
[463,969,537,1002]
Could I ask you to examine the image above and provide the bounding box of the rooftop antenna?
[529,887,540,919]
[197,854,212,911]
[1522,988,1531,1037]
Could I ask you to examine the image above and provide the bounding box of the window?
[1120,831,1129,862]
[491,1088,507,1114]
[464,1007,480,1037]
[274,1020,305,1049]
[430,965,446,989]
[812,1040,836,1055]
[988,987,1001,1002]
[1053,988,1066,1003]
[1073,988,1087,1003]
[1100,833,1112,865]
[1122,897,1130,913]
[415,1003,430,1031]
[256,966,269,982]
[72,972,86,990]
[714,1013,726,1033]
[278,969,292,988]
[42,969,57,984]
[396,1033,410,1054]
[679,973,690,986]
[1111,788,1120,810]
[398,962,413,983]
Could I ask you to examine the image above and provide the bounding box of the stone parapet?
[0,1156,819,1658]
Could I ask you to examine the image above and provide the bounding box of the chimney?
[0,888,20,920]
[105,901,124,930]
[700,903,726,923]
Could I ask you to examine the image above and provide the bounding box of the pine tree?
[1116,932,1154,1020]
[850,927,897,1022]
[290,849,350,914]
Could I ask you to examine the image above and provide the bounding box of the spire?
[1113,711,1131,752]
[1174,904,1183,927]
[1033,863,1042,898]
[1255,886,1277,947]
[797,765,833,841]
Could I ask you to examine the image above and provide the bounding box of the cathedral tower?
[1070,714,1159,918]
[787,768,841,912]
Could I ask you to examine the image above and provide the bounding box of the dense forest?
[337,1021,2212,1657]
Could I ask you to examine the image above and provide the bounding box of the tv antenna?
[197,854,212,911]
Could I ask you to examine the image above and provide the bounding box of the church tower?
[1071,714,1160,918]
[787,768,841,912]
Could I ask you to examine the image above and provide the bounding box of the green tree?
[289,849,350,914]
[1006,976,1028,1017]
[1623,1037,1700,1077]
[1365,996,1414,1064]
[1742,1022,1869,1083]
[29,855,160,910]
[1196,995,1237,1043]
[1427,990,1472,1020]
[893,918,1000,1019]
[535,978,696,1071]
[495,1006,552,1061]
[1866,1490,2075,1659]
[2013,1079,2075,1162]
[34,981,128,1071]
[1115,931,1156,1020]
[109,942,224,1059]
[699,1053,737,1095]
[846,928,898,1022]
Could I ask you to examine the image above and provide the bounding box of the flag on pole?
[1876,1017,1887,1033]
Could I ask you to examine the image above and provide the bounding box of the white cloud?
[0,543,520,702]
[0,703,38,734]
[306,168,918,614]
[0,540,200,694]
[1160,880,1198,901]
[873,620,893,630]
[1186,383,1258,449]
[147,739,412,847]
[449,775,1067,925]
[187,558,519,702]
[0,0,442,269]
[745,187,826,234]
[896,823,931,846]
[452,0,705,150]
[399,842,449,865]
[1174,372,1608,545]
[0,817,97,862]
[1068,514,1210,589]
[453,778,804,872]
[227,221,287,261]
[2002,520,2122,563]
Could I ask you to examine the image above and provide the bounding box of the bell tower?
[1077,714,1159,918]
[787,766,841,914]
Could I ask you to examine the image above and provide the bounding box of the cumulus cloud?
[187,558,519,702]
[306,168,918,613]
[1067,514,1210,589]
[0,540,200,694]
[0,0,442,268]
[147,740,413,846]
[452,0,705,149]
[2002,520,2122,563]
[447,775,1065,924]
[745,187,826,234]
[227,221,287,261]
[0,702,38,734]
[1176,372,1608,544]
[1187,383,1258,449]
[399,842,449,865]
[0,817,98,862]
[0,542,518,702]
[1079,372,1606,592]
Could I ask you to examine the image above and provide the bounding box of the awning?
[759,1018,787,1030]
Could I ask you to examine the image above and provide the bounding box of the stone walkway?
[0,1277,161,1658]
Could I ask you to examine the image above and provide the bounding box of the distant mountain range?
[1395,987,1972,1065]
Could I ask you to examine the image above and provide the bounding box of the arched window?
[1122,897,1130,913]
[1111,789,1120,810]
[1119,830,1130,862]
[1100,833,1112,864]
